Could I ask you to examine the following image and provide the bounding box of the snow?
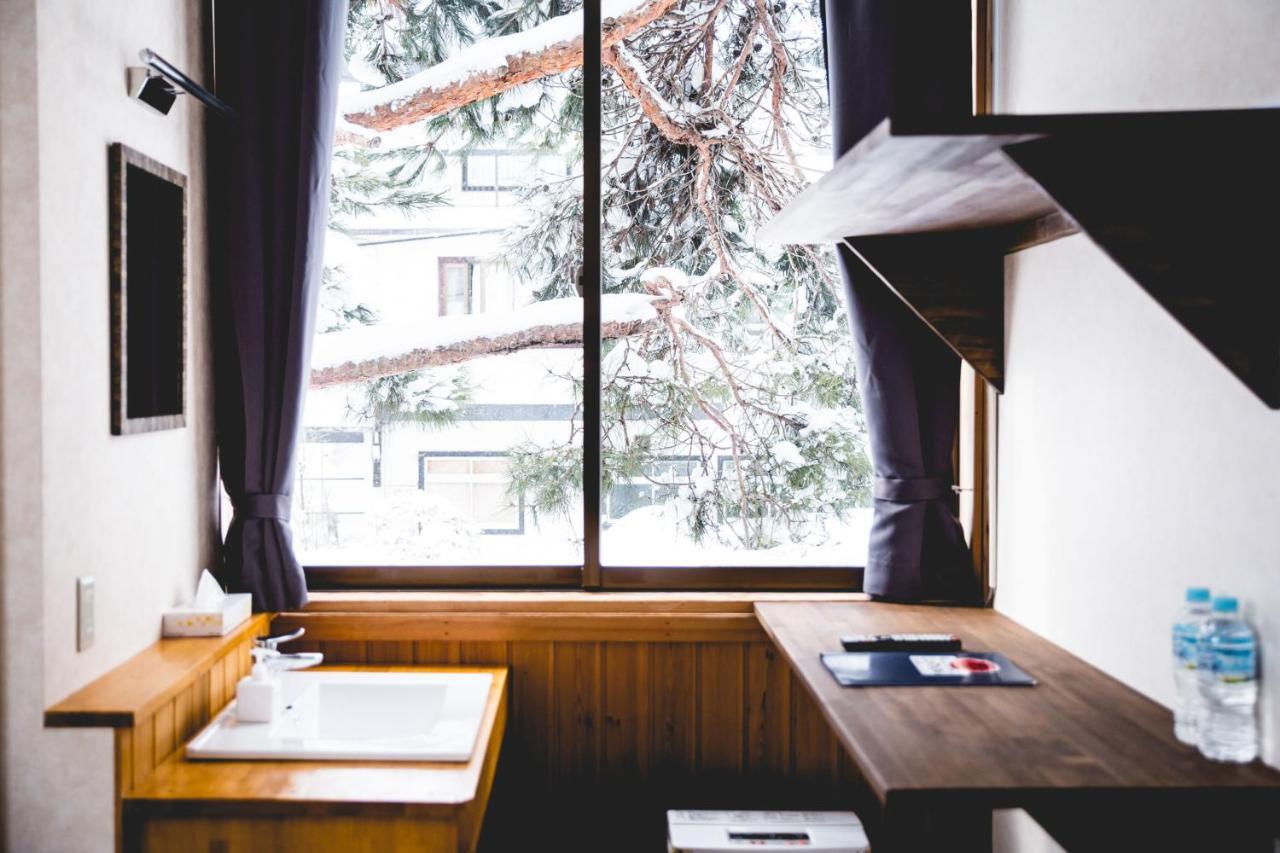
[310,293,660,370]
[770,440,805,469]
[343,0,657,117]
[601,503,872,567]
[604,206,632,229]
[348,55,387,87]
[640,266,689,289]
[323,229,363,271]
[497,83,544,111]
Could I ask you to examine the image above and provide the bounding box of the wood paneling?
[123,667,508,853]
[51,601,862,852]
[311,628,857,851]
[302,591,867,612]
[115,643,256,798]
[313,631,847,790]
[136,816,457,853]
[110,635,264,845]
[274,610,769,643]
[603,643,650,779]
[45,613,270,728]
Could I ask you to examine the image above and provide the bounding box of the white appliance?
[668,810,870,852]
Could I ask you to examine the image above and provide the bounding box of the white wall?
[0,1,215,850]
[999,234,1280,746]
[993,0,1280,114]
[992,2,1280,850]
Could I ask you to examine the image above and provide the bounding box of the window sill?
[276,590,870,644]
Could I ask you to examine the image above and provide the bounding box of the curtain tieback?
[237,493,292,521]
[873,475,950,502]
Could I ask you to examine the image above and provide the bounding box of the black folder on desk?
[820,651,1037,687]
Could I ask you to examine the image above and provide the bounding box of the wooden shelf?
[758,120,1075,390]
[757,601,1280,851]
[789,0,1280,405]
[760,105,1280,405]
[45,614,271,728]
[1003,120,1280,407]
[759,122,1062,244]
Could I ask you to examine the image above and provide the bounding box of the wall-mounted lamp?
[128,48,232,117]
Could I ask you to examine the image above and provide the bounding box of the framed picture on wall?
[109,142,187,435]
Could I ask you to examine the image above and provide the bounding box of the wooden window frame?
[303,3,998,597]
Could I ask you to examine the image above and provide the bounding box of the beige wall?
[992,1,1280,850]
[0,1,216,850]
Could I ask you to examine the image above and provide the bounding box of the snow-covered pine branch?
[309,294,662,388]
[342,0,680,132]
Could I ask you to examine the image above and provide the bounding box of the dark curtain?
[823,1,979,602]
[211,2,345,611]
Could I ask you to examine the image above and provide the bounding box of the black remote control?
[839,633,963,653]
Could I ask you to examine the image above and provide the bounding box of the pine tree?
[332,0,872,552]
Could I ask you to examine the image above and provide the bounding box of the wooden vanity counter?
[122,665,507,853]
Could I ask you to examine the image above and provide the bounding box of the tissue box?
[162,593,252,637]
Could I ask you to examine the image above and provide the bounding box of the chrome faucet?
[253,627,324,673]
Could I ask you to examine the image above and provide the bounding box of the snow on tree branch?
[342,0,680,132]
[310,294,662,388]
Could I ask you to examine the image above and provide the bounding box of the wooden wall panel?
[554,642,602,780]
[698,643,746,776]
[507,641,555,774]
[335,636,847,789]
[745,641,791,777]
[109,637,261,852]
[602,643,651,779]
[82,606,859,853]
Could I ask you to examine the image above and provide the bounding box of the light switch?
[77,576,95,651]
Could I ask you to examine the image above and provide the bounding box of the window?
[303,2,871,588]
[438,258,474,316]
[460,150,542,193]
[419,452,525,534]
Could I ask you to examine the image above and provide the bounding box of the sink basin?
[186,670,493,762]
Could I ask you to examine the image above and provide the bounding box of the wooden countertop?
[46,614,272,728]
[123,665,508,819]
[755,602,1280,800]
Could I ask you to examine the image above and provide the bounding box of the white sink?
[186,670,493,762]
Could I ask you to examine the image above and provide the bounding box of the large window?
[301,1,871,588]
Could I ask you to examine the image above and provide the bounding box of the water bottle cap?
[1212,596,1239,613]
[1185,587,1211,603]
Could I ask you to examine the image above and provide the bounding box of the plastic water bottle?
[1196,596,1259,763]
[1171,587,1212,745]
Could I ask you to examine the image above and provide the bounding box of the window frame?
[460,149,537,193]
[304,1,978,594]
[417,450,527,536]
[437,256,475,316]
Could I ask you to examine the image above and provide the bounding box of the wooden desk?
[756,602,1280,853]
[122,666,507,853]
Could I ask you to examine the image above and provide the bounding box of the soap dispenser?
[236,647,282,723]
